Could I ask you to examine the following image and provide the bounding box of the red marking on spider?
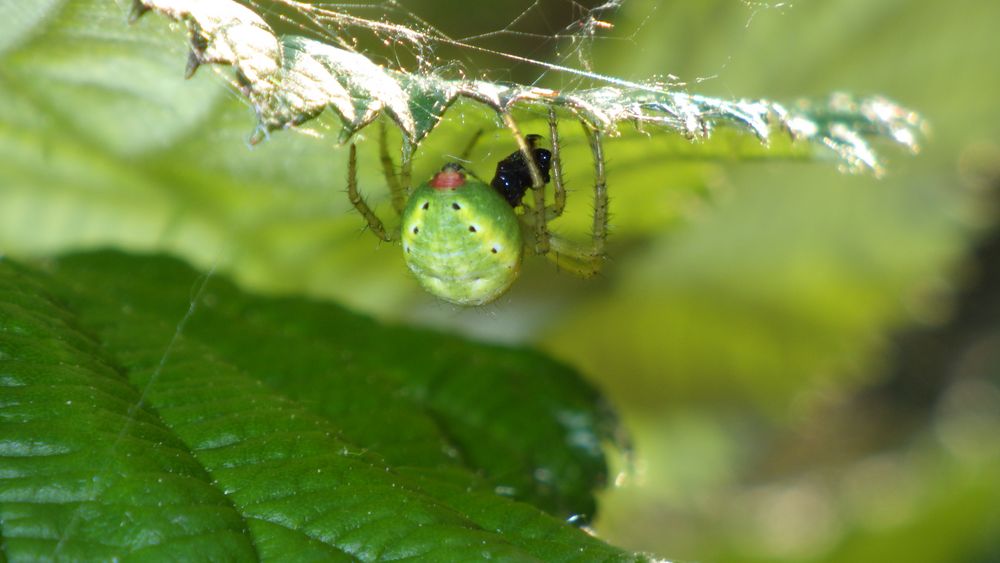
[430,168,466,190]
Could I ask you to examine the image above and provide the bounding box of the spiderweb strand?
[53,263,217,556]
[129,0,926,176]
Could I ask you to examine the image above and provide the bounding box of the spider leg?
[585,123,609,265]
[379,120,407,215]
[457,128,485,162]
[347,143,395,242]
[502,112,550,255]
[544,238,605,277]
[453,128,492,185]
[546,107,567,221]
[400,145,413,206]
[542,122,608,277]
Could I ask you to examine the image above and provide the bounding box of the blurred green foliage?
[1,0,998,561]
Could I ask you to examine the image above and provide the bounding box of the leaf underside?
[0,251,638,561]
[134,0,925,175]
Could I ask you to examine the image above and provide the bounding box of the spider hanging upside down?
[347,109,609,306]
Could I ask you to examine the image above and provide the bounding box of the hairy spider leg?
[543,123,608,278]
[546,107,567,221]
[496,109,609,276]
[347,143,395,242]
[352,122,493,245]
[501,112,550,255]
[379,120,409,215]
[458,128,485,162]
[448,128,492,186]
[586,124,609,265]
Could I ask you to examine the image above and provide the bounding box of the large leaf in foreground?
[0,251,634,561]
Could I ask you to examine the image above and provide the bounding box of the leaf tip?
[128,0,151,24]
[184,50,202,79]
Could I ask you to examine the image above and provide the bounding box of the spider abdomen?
[401,167,523,305]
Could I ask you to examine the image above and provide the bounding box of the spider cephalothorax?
[347,110,608,305]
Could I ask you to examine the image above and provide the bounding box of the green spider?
[347,109,609,305]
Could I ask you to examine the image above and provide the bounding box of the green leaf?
[0,251,634,560]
